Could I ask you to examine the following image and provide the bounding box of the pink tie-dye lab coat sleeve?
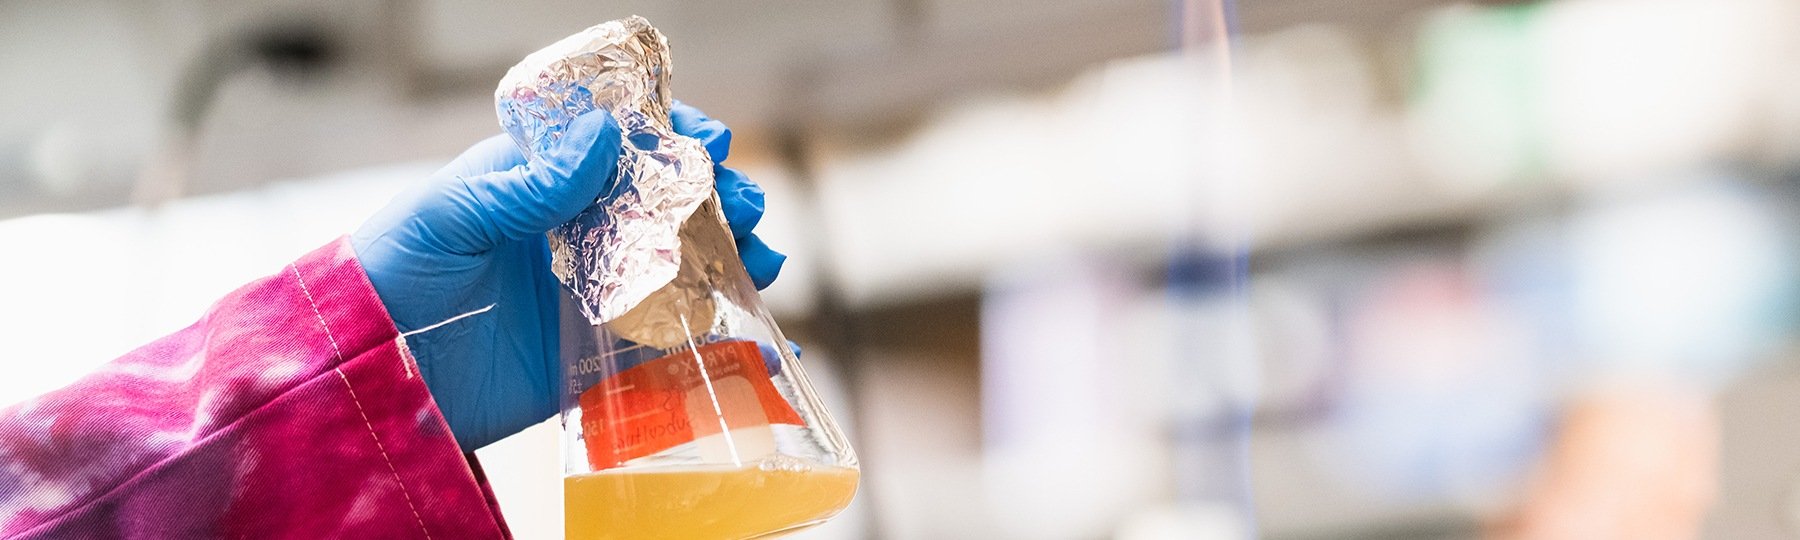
[0,239,511,539]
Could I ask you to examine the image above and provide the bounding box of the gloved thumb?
[457,110,622,252]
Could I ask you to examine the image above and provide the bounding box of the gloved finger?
[754,340,804,376]
[437,134,529,180]
[757,342,784,376]
[671,101,731,164]
[716,166,764,240]
[460,111,622,250]
[738,233,786,290]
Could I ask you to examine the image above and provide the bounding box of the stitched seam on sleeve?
[290,263,345,364]
[336,368,433,540]
[295,261,429,539]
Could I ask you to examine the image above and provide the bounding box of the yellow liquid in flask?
[564,463,859,539]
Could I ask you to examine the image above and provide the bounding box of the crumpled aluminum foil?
[495,16,717,329]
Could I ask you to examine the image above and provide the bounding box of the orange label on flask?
[578,340,804,470]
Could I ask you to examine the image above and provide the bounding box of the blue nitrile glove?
[352,103,786,450]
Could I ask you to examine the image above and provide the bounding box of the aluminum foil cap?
[495,16,716,325]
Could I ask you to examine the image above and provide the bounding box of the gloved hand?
[352,103,785,451]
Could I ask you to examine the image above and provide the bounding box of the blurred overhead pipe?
[135,20,339,207]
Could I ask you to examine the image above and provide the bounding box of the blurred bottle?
[981,254,1165,540]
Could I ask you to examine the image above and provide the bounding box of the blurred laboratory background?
[5,0,1800,538]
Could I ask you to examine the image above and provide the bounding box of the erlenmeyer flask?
[555,198,859,539]
[495,16,858,540]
